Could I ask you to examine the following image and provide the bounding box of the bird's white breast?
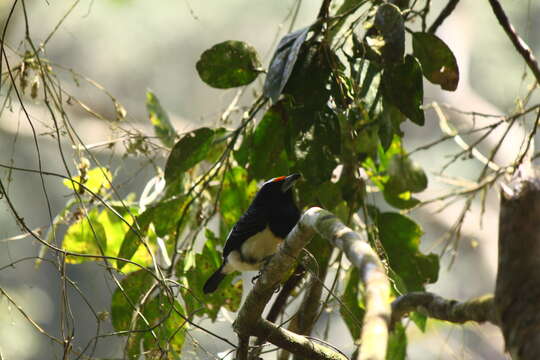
[223,227,283,273]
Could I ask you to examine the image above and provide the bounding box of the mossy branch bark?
[391,292,497,326]
[233,207,391,360]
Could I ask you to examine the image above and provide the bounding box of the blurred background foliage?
[0,0,539,359]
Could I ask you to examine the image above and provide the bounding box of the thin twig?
[427,0,460,34]
[488,0,540,84]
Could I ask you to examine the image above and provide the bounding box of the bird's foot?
[251,273,261,284]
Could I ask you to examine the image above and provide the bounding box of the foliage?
[6,0,534,359]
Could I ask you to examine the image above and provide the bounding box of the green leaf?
[282,45,334,109]
[220,167,258,229]
[379,101,405,151]
[117,225,144,271]
[178,233,242,321]
[316,181,343,210]
[63,208,107,262]
[382,55,424,126]
[386,322,407,360]
[383,189,420,210]
[413,32,459,91]
[378,212,439,291]
[146,90,176,147]
[264,27,310,103]
[316,109,341,156]
[111,270,187,358]
[196,40,261,89]
[306,234,333,275]
[141,298,186,357]
[298,141,336,185]
[111,270,154,332]
[246,103,290,180]
[296,110,340,185]
[164,127,215,189]
[340,267,364,339]
[410,311,427,332]
[63,167,112,194]
[374,3,405,64]
[117,196,186,270]
[387,154,428,193]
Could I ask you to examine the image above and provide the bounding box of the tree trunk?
[496,173,540,359]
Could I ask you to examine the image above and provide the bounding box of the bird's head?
[252,173,301,207]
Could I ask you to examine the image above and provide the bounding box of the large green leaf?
[146,90,176,147]
[373,3,405,64]
[340,267,365,340]
[111,270,153,331]
[383,189,420,210]
[63,208,107,262]
[164,127,215,189]
[386,154,428,194]
[117,196,187,270]
[264,27,310,103]
[382,55,424,126]
[111,270,187,359]
[63,167,112,194]
[246,103,290,180]
[378,212,439,291]
[316,181,343,210]
[413,32,459,91]
[386,322,407,360]
[178,230,243,321]
[282,44,333,108]
[378,101,405,151]
[196,40,261,89]
[220,167,258,229]
[296,109,340,185]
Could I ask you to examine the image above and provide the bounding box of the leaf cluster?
[56,1,463,358]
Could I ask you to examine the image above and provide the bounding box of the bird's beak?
[281,173,301,192]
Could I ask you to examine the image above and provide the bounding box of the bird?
[203,173,301,294]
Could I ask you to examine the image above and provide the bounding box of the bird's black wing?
[222,205,267,259]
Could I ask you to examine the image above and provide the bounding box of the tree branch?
[253,319,348,360]
[391,292,497,326]
[304,209,391,360]
[233,207,390,360]
[427,0,460,34]
[488,0,540,84]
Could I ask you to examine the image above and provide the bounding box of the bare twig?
[427,0,460,34]
[488,0,540,84]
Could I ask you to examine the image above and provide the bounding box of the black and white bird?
[203,173,301,294]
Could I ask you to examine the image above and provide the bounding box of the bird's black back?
[222,180,300,260]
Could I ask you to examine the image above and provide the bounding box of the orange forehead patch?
[272,176,286,182]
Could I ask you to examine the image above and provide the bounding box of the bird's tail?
[203,265,226,294]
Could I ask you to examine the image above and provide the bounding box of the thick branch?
[496,171,540,359]
[488,0,540,84]
[234,207,390,360]
[253,319,347,360]
[391,292,497,326]
[304,208,391,360]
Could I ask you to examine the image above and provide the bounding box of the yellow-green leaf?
[63,167,112,194]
